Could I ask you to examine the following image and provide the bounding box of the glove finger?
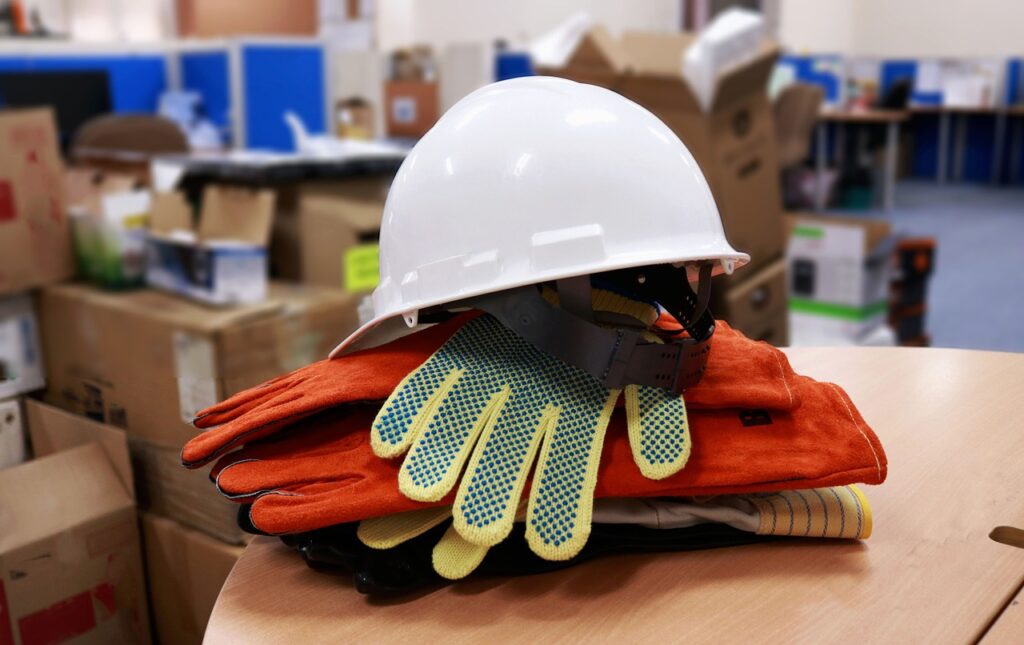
[357,506,453,549]
[211,425,371,497]
[213,454,364,499]
[372,314,513,459]
[192,371,302,428]
[397,378,510,503]
[181,389,314,468]
[450,391,554,547]
[432,523,490,580]
[246,480,376,536]
[624,384,691,480]
[524,389,620,561]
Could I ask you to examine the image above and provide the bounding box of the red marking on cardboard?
[0,581,14,645]
[18,591,96,644]
[0,181,14,222]
[92,583,117,619]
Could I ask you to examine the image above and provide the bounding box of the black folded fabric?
[240,505,778,596]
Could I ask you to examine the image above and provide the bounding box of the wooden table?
[206,348,1024,644]
[815,109,908,212]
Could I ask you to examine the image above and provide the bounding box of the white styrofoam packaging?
[0,295,45,399]
[787,218,894,341]
[0,397,27,470]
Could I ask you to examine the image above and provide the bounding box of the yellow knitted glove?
[372,314,690,561]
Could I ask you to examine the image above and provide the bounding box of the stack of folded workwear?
[180,77,887,596]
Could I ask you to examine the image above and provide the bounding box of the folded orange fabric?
[208,374,886,535]
[183,312,800,468]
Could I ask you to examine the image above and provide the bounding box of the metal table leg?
[937,111,950,183]
[884,121,899,212]
[953,113,967,183]
[815,122,828,210]
[992,109,1008,185]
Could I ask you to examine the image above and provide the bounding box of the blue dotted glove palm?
[372,313,689,561]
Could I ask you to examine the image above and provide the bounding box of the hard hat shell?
[332,76,747,357]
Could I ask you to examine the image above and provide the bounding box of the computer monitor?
[0,70,112,148]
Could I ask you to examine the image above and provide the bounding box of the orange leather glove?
[206,375,886,535]
[183,312,801,468]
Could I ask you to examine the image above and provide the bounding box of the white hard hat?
[332,76,747,359]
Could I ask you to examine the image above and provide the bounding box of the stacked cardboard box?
[540,28,789,345]
[37,282,359,543]
[298,175,391,292]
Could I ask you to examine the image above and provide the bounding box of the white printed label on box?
[172,331,219,424]
[392,97,417,124]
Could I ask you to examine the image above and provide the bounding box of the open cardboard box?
[26,399,242,645]
[146,185,275,305]
[0,436,150,644]
[66,167,152,289]
[539,27,785,282]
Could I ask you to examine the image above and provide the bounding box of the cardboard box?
[0,444,150,644]
[142,514,244,645]
[0,109,74,296]
[0,294,45,399]
[147,186,276,305]
[384,81,440,138]
[786,213,894,341]
[37,282,358,541]
[298,177,390,291]
[711,256,789,346]
[25,399,134,497]
[336,97,375,140]
[67,168,152,289]
[541,28,785,279]
[0,397,26,470]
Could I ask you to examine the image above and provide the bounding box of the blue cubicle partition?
[793,54,1020,183]
[181,49,231,131]
[778,54,842,104]
[241,42,326,151]
[0,52,167,112]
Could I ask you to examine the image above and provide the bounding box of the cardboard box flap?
[787,213,893,254]
[26,400,135,499]
[710,43,780,111]
[620,31,694,77]
[42,282,284,334]
[198,185,276,246]
[150,192,194,236]
[0,443,132,554]
[565,26,630,74]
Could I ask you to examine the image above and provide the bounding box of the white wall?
[376,0,681,51]
[851,0,1024,58]
[31,0,174,42]
[777,0,855,55]
[779,0,1024,58]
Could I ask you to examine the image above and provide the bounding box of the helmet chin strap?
[448,263,716,393]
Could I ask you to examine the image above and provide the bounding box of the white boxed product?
[0,397,27,470]
[787,216,894,342]
[0,295,45,399]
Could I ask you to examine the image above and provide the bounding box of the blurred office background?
[0,2,1022,642]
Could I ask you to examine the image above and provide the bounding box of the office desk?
[910,105,1010,185]
[205,347,1024,644]
[815,109,908,212]
[1006,104,1024,185]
